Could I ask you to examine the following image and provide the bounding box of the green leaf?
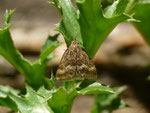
[45,72,56,90]
[37,86,52,100]
[125,0,138,13]
[4,9,15,27]
[47,80,113,113]
[91,86,127,113]
[52,0,136,58]
[55,0,83,47]
[0,10,62,87]
[47,81,80,113]
[29,34,62,87]
[40,34,62,63]
[9,85,54,113]
[0,85,54,113]
[78,82,114,95]
[30,34,62,87]
[0,81,115,113]
[49,0,61,13]
[0,85,19,111]
[0,10,34,84]
[48,87,75,113]
[105,0,129,18]
[30,62,47,87]
[76,0,133,58]
[132,1,150,45]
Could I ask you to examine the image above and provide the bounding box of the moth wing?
[76,46,97,80]
[56,48,76,80]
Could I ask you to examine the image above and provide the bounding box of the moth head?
[70,40,78,47]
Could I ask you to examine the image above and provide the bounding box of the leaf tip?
[4,9,15,27]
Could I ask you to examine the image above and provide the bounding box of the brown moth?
[56,40,97,80]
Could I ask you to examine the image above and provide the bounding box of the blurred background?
[0,0,150,113]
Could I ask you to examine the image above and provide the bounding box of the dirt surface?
[0,0,150,113]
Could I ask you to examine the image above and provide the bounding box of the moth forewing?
[56,46,76,80]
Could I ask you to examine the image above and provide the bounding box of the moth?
[56,40,97,81]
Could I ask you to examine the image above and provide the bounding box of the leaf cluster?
[51,0,136,58]
[0,10,62,87]
[0,79,114,113]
